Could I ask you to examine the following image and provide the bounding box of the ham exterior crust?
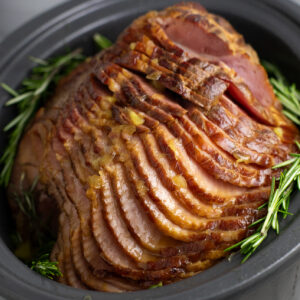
[8,2,300,292]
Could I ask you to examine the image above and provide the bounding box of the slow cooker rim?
[0,1,300,299]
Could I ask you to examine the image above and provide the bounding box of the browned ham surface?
[8,2,299,291]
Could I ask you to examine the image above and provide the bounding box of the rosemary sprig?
[14,172,39,219]
[93,33,113,49]
[13,176,61,278]
[225,132,300,261]
[31,253,62,280]
[262,60,300,125]
[0,49,85,187]
[0,33,113,187]
[149,282,163,289]
[225,149,299,262]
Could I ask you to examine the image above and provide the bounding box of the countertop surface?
[0,1,299,300]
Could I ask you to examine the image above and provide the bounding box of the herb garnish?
[14,173,39,219]
[93,33,113,49]
[0,34,113,187]
[262,60,300,125]
[225,143,300,262]
[31,253,62,280]
[0,51,86,278]
[0,33,112,280]
[0,49,85,187]
[30,241,62,279]
[12,173,61,278]
[225,63,300,262]
[149,282,163,289]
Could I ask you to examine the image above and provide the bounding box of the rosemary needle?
[93,33,113,49]
[149,282,163,289]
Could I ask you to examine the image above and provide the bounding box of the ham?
[8,2,299,292]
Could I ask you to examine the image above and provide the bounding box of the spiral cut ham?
[8,2,299,291]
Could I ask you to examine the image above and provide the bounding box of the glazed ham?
[8,2,299,291]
